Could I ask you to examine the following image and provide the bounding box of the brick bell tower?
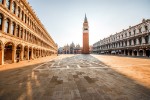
[82,14,89,54]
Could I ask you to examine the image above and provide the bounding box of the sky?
[28,0,150,47]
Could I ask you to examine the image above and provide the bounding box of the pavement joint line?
[111,65,150,68]
[32,57,58,71]
[33,67,110,71]
[32,61,48,71]
[58,61,60,65]
[50,63,54,67]
[77,65,81,68]
[67,66,69,69]
[51,66,61,68]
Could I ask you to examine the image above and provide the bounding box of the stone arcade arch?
[29,47,33,60]
[4,42,15,64]
[146,49,150,57]
[41,49,43,57]
[16,44,23,61]
[124,50,128,55]
[0,41,4,65]
[36,49,39,58]
[24,46,29,60]
[139,49,143,56]
[0,1,57,65]
[33,48,36,59]
[39,49,41,57]
[129,50,132,56]
[133,50,137,56]
[43,50,45,57]
[49,51,51,56]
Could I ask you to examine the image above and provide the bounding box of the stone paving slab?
[0,54,150,100]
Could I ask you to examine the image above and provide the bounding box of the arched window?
[6,0,10,10]
[134,39,136,45]
[12,2,16,14]
[125,41,127,46]
[133,29,136,35]
[22,11,24,21]
[145,36,149,44]
[0,13,3,30]
[29,33,31,42]
[129,32,131,36]
[17,7,20,17]
[16,25,19,37]
[0,0,4,4]
[24,29,26,40]
[30,19,32,26]
[139,37,142,44]
[125,33,127,37]
[139,28,142,33]
[145,25,148,31]
[25,14,26,23]
[26,31,29,41]
[11,22,15,35]
[20,27,23,38]
[30,33,32,42]
[28,17,29,25]
[5,19,9,33]
[129,40,131,45]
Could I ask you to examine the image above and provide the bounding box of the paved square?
[0,54,150,100]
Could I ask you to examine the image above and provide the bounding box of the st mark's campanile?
[82,14,89,54]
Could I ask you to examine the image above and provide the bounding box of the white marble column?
[136,38,139,45]
[128,50,130,56]
[131,40,134,46]
[137,50,139,56]
[132,50,134,56]
[127,40,129,46]
[143,50,146,56]
[123,41,126,47]
[124,50,126,55]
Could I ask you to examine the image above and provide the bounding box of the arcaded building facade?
[93,19,150,57]
[0,0,57,65]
